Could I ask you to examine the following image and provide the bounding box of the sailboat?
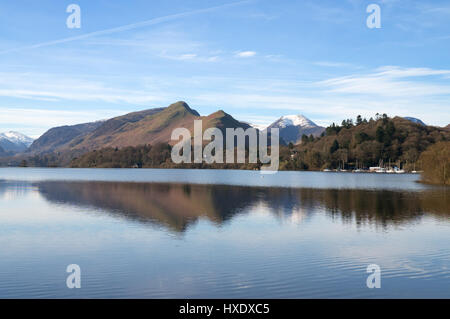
[395,163,405,174]
[386,159,395,173]
[353,159,364,172]
[375,160,386,173]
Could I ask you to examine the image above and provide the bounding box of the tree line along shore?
[7,115,450,185]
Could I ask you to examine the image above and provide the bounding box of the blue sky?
[0,0,449,137]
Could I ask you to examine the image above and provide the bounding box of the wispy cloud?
[0,0,253,55]
[313,61,358,68]
[82,28,226,63]
[376,66,450,77]
[424,6,450,15]
[235,51,257,58]
[0,72,166,104]
[319,66,450,97]
[248,12,279,21]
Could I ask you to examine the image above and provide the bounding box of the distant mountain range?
[0,131,34,154]
[0,102,440,164]
[28,101,251,155]
[28,103,326,156]
[265,115,325,144]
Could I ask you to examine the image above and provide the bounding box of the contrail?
[0,0,253,55]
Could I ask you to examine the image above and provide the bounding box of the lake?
[0,168,448,298]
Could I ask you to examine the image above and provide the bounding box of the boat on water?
[353,160,366,173]
[325,161,406,174]
[369,159,407,174]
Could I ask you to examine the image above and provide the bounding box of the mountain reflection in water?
[35,181,449,232]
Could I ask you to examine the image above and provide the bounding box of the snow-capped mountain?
[248,123,268,131]
[403,117,426,126]
[0,131,34,154]
[270,115,317,129]
[0,131,34,146]
[266,114,325,144]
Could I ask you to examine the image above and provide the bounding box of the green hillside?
[281,114,449,171]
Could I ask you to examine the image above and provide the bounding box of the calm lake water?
[0,168,449,298]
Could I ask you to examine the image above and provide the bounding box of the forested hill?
[282,114,449,170]
[8,113,449,172]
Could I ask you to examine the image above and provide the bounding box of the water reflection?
[28,181,449,232]
[0,179,449,298]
